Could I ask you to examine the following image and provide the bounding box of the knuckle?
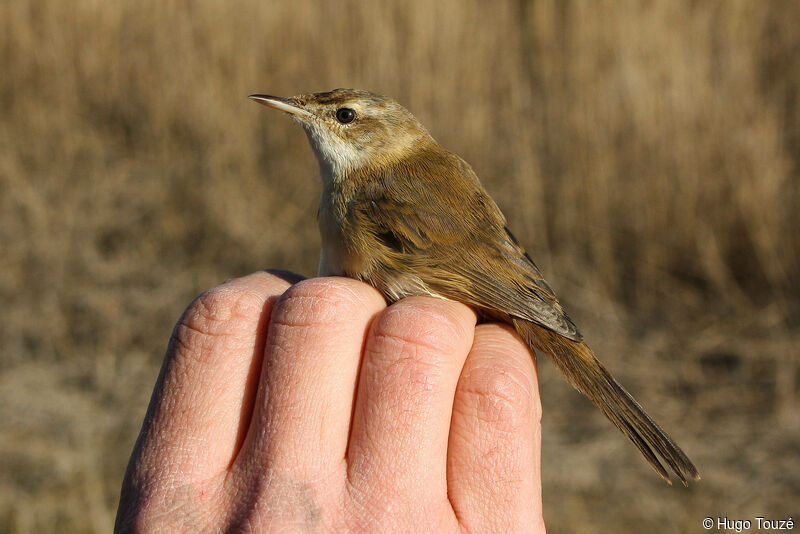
[364,300,471,406]
[459,364,539,430]
[188,285,264,332]
[373,298,469,356]
[171,285,264,365]
[271,277,377,329]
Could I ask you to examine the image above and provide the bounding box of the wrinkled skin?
[115,271,545,533]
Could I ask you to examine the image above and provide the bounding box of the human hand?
[115,271,545,532]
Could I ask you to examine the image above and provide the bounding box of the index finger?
[125,271,301,486]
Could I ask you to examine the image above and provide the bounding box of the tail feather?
[513,318,700,485]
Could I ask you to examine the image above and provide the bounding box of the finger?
[129,270,301,485]
[237,277,386,478]
[346,297,477,506]
[447,323,545,533]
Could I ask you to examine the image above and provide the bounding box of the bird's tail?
[513,318,700,485]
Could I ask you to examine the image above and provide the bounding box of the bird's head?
[250,89,434,181]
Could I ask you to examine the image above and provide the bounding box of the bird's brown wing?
[348,152,582,341]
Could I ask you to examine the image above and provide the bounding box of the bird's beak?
[248,94,314,119]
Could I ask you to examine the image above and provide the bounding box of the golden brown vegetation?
[1,0,798,532]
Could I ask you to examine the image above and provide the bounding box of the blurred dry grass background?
[1,0,799,532]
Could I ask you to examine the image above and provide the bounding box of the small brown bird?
[250,88,700,486]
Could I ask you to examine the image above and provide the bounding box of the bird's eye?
[335,107,356,124]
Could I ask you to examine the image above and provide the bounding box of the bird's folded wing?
[351,159,582,341]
